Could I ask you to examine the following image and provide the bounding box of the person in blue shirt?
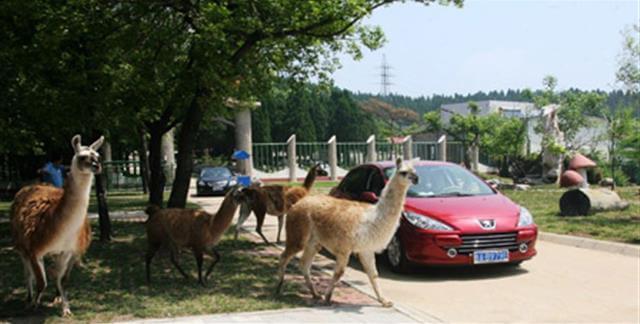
[39,153,65,188]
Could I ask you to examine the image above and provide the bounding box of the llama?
[275,158,417,307]
[11,135,104,316]
[144,186,243,285]
[234,164,322,244]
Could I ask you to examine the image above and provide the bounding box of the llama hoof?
[52,296,63,305]
[323,295,334,305]
[380,299,393,308]
[62,306,73,317]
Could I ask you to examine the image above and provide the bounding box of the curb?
[539,231,640,258]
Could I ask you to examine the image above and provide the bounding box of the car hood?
[404,193,521,232]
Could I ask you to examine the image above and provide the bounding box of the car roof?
[368,160,459,169]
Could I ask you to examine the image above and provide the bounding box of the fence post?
[471,144,479,172]
[366,135,376,162]
[438,135,447,161]
[328,135,337,181]
[287,134,296,182]
[402,135,413,161]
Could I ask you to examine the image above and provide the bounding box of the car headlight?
[403,211,453,231]
[518,206,534,227]
[229,179,237,186]
[198,180,205,186]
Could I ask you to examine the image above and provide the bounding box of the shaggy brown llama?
[234,164,322,244]
[275,158,417,307]
[11,135,104,316]
[145,186,243,285]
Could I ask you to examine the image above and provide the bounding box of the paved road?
[193,193,639,323]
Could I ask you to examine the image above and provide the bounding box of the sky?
[331,0,639,97]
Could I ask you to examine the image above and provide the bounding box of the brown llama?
[11,135,104,316]
[145,186,243,285]
[275,158,418,307]
[234,164,322,244]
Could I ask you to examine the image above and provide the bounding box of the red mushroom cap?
[560,170,584,187]
[569,153,596,170]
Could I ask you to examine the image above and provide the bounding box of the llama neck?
[374,176,409,223]
[59,170,93,221]
[302,168,317,189]
[208,193,239,234]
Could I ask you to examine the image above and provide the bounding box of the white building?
[439,100,607,155]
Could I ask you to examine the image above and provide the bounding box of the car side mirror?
[360,191,379,203]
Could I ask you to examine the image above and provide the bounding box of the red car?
[330,160,537,273]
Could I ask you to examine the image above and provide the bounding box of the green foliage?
[480,114,526,160]
[255,82,379,142]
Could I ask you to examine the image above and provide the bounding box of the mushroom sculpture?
[568,153,596,188]
[560,170,584,188]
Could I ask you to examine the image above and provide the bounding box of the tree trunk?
[95,170,112,242]
[138,128,150,194]
[168,94,204,208]
[148,127,166,207]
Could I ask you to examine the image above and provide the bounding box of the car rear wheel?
[386,233,411,273]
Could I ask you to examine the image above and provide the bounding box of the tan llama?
[234,164,322,244]
[276,158,418,307]
[145,186,243,285]
[11,135,104,316]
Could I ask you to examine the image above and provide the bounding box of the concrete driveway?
[192,193,639,323]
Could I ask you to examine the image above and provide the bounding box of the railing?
[296,142,328,168]
[337,142,368,169]
[375,142,404,161]
[446,142,465,164]
[413,141,439,161]
[252,142,288,172]
[103,160,144,191]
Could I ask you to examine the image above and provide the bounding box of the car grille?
[458,232,518,254]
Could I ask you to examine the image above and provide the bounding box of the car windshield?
[384,164,494,198]
[201,167,231,178]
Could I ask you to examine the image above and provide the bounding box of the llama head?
[394,158,418,186]
[70,135,104,175]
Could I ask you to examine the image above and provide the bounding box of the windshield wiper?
[430,192,475,198]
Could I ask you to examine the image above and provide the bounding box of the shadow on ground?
[0,221,308,322]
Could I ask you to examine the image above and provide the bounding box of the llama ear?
[396,157,403,169]
[90,136,105,151]
[71,135,82,153]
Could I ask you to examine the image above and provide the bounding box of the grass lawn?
[0,191,199,218]
[503,186,640,244]
[269,181,338,194]
[0,221,306,323]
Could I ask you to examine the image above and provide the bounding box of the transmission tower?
[379,54,393,96]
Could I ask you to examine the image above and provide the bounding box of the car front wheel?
[386,233,411,273]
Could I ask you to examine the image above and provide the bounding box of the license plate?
[473,249,509,264]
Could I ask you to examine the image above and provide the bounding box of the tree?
[616,25,640,94]
[424,101,489,169]
[480,114,526,176]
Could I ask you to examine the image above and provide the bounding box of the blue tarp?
[232,150,250,160]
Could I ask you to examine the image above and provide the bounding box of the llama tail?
[144,205,161,223]
[303,163,321,190]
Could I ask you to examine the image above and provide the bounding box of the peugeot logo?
[478,219,496,230]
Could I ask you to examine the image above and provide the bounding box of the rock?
[514,184,531,191]
[599,177,615,187]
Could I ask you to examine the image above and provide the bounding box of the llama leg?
[55,255,77,303]
[53,252,74,316]
[299,242,322,299]
[204,249,220,282]
[169,246,190,280]
[234,202,251,240]
[324,253,349,305]
[275,245,301,295]
[358,252,392,307]
[276,215,284,244]
[193,249,204,286]
[145,243,160,284]
[255,209,269,244]
[19,253,34,304]
[29,255,47,307]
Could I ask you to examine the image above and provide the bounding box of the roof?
[369,160,458,168]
